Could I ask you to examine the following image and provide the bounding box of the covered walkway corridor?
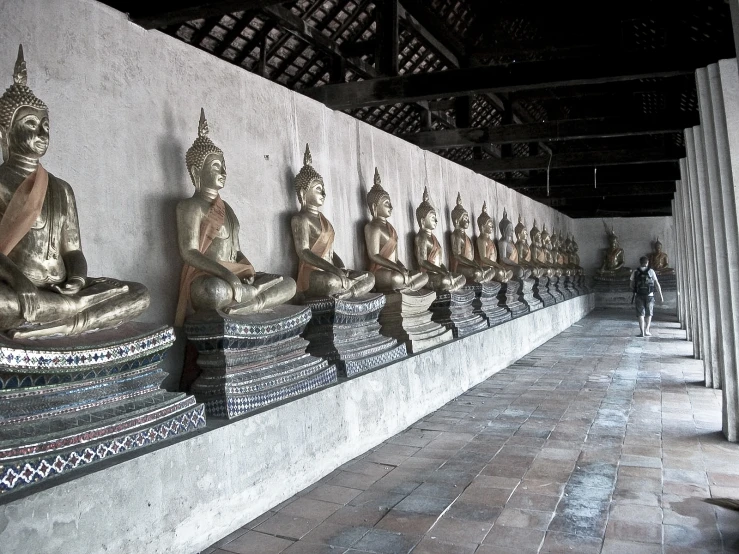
[204,309,737,554]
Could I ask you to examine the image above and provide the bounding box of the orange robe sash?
[296,212,334,293]
[450,235,473,272]
[369,222,398,273]
[0,165,49,256]
[174,195,255,326]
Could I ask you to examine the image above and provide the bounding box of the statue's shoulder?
[46,173,74,199]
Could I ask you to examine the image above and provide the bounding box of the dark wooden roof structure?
[100,0,735,217]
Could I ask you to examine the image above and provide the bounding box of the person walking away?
[631,256,663,337]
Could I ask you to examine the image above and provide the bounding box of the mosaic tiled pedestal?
[0,323,205,496]
[465,282,511,327]
[549,276,566,303]
[429,288,488,338]
[303,294,407,378]
[378,291,453,354]
[497,281,529,319]
[533,276,556,308]
[519,278,543,312]
[184,306,338,418]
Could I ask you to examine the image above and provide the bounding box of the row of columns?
[674,59,739,441]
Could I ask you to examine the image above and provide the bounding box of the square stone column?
[678,159,701,358]
[674,190,693,341]
[672,195,688,331]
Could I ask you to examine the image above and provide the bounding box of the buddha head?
[451,193,469,230]
[367,167,392,219]
[572,237,580,253]
[294,143,325,208]
[530,220,542,247]
[186,108,225,191]
[499,209,514,241]
[514,214,528,243]
[477,202,495,237]
[416,186,437,231]
[0,46,49,162]
[654,237,663,253]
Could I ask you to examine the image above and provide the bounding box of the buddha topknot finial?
[415,186,435,226]
[0,45,47,134]
[185,108,223,187]
[451,192,466,225]
[477,201,492,230]
[366,167,390,213]
[295,143,323,200]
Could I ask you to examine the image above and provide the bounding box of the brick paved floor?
[202,309,739,553]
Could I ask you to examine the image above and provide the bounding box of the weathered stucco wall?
[575,217,677,274]
[0,0,575,387]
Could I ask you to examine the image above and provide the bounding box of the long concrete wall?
[0,295,594,554]
[0,0,575,389]
[574,216,676,275]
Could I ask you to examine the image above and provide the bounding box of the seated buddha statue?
[596,224,631,279]
[552,231,573,277]
[174,109,296,325]
[413,187,465,291]
[291,144,374,299]
[497,209,531,279]
[565,234,584,275]
[475,202,513,283]
[541,225,562,277]
[648,237,674,276]
[514,214,545,278]
[529,220,553,277]
[364,168,427,292]
[0,46,149,339]
[449,193,494,284]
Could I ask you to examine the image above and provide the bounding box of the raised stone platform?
[519,277,543,312]
[378,291,453,354]
[595,289,677,314]
[429,288,488,338]
[184,307,338,419]
[533,276,556,307]
[0,295,595,554]
[498,280,529,319]
[466,282,511,327]
[0,323,205,497]
[303,294,407,378]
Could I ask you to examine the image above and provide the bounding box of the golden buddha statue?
[514,214,545,278]
[529,220,553,277]
[596,223,631,279]
[0,46,149,339]
[648,237,674,275]
[174,109,296,325]
[565,234,584,275]
[474,202,513,283]
[364,168,427,292]
[497,209,531,279]
[413,187,465,291]
[449,193,494,284]
[291,144,374,299]
[552,231,573,277]
[541,225,562,277]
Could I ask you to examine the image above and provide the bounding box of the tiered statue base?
[465,282,511,327]
[591,276,631,293]
[655,272,677,291]
[429,289,488,338]
[562,276,577,299]
[378,291,453,354]
[518,278,543,311]
[575,275,589,294]
[0,323,205,496]
[184,306,338,419]
[497,281,529,319]
[549,276,566,303]
[303,294,407,378]
[533,276,556,307]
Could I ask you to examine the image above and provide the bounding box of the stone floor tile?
[281,498,343,521]
[427,516,493,544]
[219,531,295,554]
[505,491,560,512]
[326,505,390,528]
[306,485,364,505]
[281,543,347,554]
[351,529,422,554]
[604,520,662,544]
[539,531,602,553]
[407,537,477,554]
[481,524,545,552]
[663,523,723,550]
[494,507,553,531]
[600,538,662,553]
[255,513,323,541]
[374,510,438,535]
[300,521,371,548]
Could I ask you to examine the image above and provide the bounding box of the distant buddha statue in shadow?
[475,202,513,283]
[291,144,374,299]
[364,168,427,292]
[449,193,494,284]
[413,187,465,291]
[595,223,630,280]
[648,237,674,276]
[497,209,531,279]
[174,109,296,325]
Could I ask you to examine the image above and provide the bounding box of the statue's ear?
[0,128,7,163]
[188,165,199,190]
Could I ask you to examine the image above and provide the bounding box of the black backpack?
[634,268,654,296]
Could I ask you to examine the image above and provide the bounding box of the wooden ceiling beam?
[464,147,684,173]
[129,0,290,29]
[526,182,676,199]
[403,115,697,149]
[305,52,705,110]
